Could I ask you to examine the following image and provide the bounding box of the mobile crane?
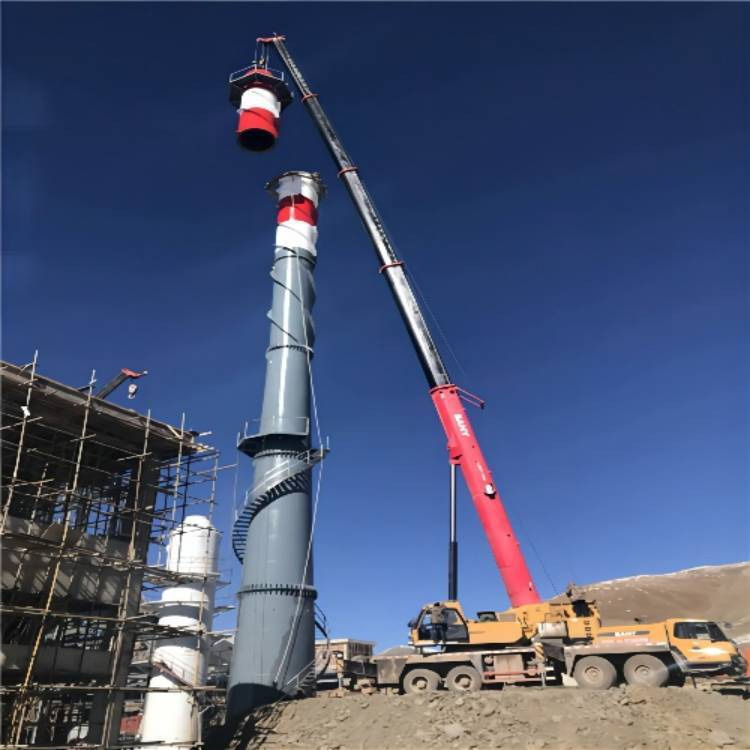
[228,37,746,691]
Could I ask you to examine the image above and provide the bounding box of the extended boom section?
[432,386,540,606]
[263,35,540,607]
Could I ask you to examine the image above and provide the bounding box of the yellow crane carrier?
[365,593,746,693]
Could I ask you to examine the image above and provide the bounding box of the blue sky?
[3,3,748,649]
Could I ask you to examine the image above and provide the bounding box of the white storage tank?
[138,516,219,750]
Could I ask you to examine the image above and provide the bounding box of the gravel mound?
[247,684,749,750]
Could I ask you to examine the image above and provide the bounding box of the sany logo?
[453,413,470,437]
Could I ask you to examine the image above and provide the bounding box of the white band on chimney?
[275,173,322,208]
[240,87,282,117]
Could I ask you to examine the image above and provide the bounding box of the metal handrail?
[228,64,286,84]
[231,447,327,562]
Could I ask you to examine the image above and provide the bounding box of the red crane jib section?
[430,385,541,608]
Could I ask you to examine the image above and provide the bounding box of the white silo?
[138,516,219,750]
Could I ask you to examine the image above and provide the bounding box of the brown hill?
[575,562,750,643]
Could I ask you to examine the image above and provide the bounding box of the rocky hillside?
[575,562,750,643]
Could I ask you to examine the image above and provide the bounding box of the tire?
[573,656,617,689]
[402,668,440,694]
[623,654,669,687]
[445,664,482,692]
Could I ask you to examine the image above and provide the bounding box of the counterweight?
[263,36,541,608]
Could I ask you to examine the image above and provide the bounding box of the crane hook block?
[228,66,293,152]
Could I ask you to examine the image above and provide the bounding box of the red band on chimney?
[277,195,318,226]
[237,108,279,138]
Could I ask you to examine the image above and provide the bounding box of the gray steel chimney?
[227,171,326,716]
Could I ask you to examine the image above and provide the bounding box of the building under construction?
[1,355,226,750]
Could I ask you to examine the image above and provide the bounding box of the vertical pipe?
[227,171,325,718]
[449,463,458,601]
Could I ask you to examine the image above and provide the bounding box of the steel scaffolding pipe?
[227,171,326,717]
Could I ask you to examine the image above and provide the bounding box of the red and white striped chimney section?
[268,172,325,256]
[237,83,282,151]
[229,67,292,152]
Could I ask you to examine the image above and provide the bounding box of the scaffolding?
[1,355,227,750]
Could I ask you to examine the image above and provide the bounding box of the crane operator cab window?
[673,622,728,642]
[571,598,594,618]
[416,606,469,643]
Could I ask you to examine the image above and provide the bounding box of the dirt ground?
[246,684,749,750]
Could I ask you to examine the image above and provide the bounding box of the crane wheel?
[623,654,669,687]
[573,656,617,689]
[445,665,482,692]
[402,668,440,694]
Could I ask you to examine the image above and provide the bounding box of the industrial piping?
[227,171,326,716]
[138,516,219,750]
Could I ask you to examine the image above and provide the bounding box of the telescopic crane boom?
[253,35,540,608]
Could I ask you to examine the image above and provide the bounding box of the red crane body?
[235,36,541,608]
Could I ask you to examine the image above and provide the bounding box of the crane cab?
[408,595,603,652]
[665,619,746,676]
[409,601,526,651]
